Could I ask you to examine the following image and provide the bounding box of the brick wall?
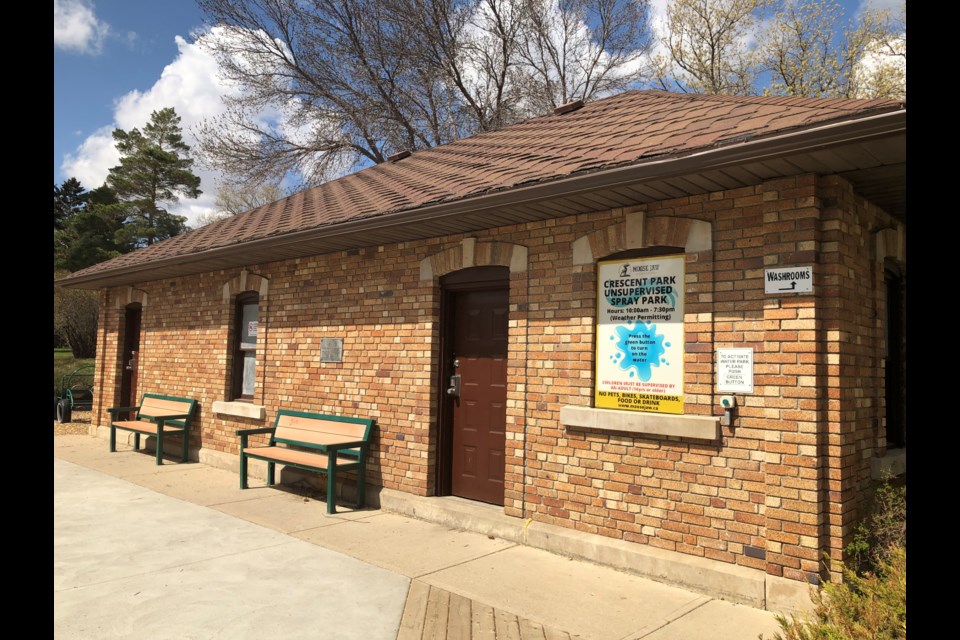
[91,174,901,582]
[817,175,899,581]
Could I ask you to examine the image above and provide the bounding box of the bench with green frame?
[106,393,197,465]
[237,409,374,515]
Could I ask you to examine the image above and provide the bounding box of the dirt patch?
[54,410,93,436]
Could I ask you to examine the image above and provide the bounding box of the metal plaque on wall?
[320,338,343,363]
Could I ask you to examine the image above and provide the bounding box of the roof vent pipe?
[387,149,412,162]
[553,99,584,115]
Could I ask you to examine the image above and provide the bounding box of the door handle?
[447,374,461,398]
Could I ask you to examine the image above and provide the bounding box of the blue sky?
[54,0,216,223]
[53,2,206,154]
[53,0,895,226]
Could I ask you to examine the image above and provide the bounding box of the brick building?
[60,90,906,608]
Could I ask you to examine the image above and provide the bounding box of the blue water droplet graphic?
[612,322,668,382]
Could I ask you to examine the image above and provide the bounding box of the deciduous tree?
[517,0,650,114]
[654,0,906,100]
[194,181,287,226]
[194,0,652,187]
[652,0,770,96]
[759,0,905,99]
[848,0,905,99]
[54,270,100,359]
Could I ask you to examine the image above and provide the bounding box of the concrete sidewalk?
[54,435,782,640]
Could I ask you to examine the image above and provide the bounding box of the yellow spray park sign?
[595,255,685,414]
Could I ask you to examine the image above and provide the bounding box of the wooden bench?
[238,410,374,514]
[107,393,197,465]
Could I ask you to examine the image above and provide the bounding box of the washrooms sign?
[595,255,685,414]
[764,266,813,294]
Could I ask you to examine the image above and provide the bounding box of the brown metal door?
[120,304,141,411]
[450,288,508,505]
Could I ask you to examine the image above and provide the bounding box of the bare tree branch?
[194,0,653,187]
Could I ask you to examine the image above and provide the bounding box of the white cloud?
[60,26,326,227]
[61,126,120,187]
[54,0,110,55]
[111,35,234,130]
[61,30,240,227]
[649,0,669,32]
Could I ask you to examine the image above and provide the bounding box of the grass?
[54,351,95,397]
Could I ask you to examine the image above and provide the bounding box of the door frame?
[436,266,510,497]
[884,261,905,449]
[119,302,142,414]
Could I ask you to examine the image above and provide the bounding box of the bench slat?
[275,414,367,439]
[274,426,366,448]
[242,446,358,469]
[140,398,194,416]
[112,420,186,434]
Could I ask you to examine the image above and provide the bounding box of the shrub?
[844,477,906,575]
[768,547,905,640]
[764,476,906,640]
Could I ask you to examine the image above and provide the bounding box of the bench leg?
[239,453,248,489]
[156,431,164,465]
[357,459,366,509]
[267,462,275,486]
[181,430,189,462]
[110,426,116,452]
[326,470,337,515]
[134,433,141,451]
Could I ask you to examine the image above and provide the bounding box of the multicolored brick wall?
[817,175,900,581]
[91,174,902,583]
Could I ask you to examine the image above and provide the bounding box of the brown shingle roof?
[66,90,903,282]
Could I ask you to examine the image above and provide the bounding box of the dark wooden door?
[120,304,142,411]
[449,288,508,505]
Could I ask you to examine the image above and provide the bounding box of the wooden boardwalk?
[398,580,584,640]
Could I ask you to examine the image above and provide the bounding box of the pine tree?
[106,107,201,247]
[54,177,87,231]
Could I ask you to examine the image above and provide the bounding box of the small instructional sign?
[765,266,812,294]
[717,348,754,393]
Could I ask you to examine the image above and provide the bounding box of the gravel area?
[54,410,93,436]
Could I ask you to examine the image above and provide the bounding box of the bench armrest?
[237,427,275,448]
